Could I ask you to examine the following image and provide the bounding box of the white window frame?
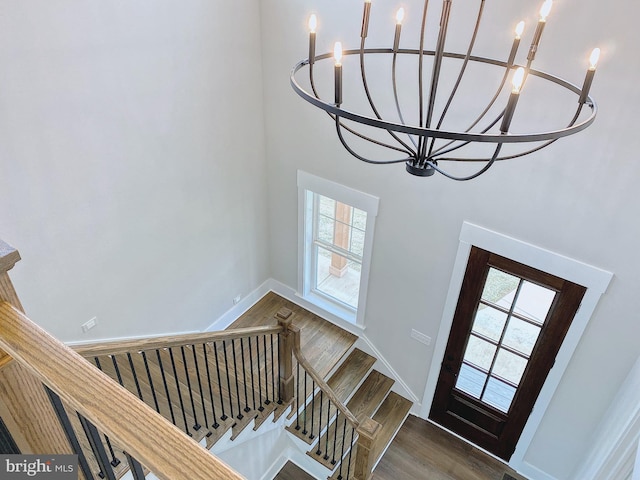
[297,170,379,327]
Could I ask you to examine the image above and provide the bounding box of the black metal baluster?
[262,335,270,405]
[124,452,145,480]
[214,341,229,420]
[156,349,177,426]
[77,413,117,480]
[141,351,161,413]
[309,379,316,440]
[247,337,257,411]
[104,356,122,467]
[302,371,308,435]
[126,353,144,401]
[93,357,102,371]
[191,344,209,433]
[316,390,324,455]
[331,410,339,465]
[239,338,250,413]
[255,336,264,412]
[110,355,124,386]
[222,340,235,419]
[324,398,331,460]
[346,428,355,480]
[338,415,348,477]
[202,343,220,429]
[295,362,300,430]
[231,339,243,419]
[276,333,282,404]
[180,346,201,431]
[168,347,191,435]
[45,387,94,480]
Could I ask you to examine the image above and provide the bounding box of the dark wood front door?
[429,247,585,460]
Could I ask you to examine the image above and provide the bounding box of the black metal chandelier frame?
[290,0,599,180]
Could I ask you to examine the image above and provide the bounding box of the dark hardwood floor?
[275,416,526,480]
[274,461,316,480]
[372,416,526,480]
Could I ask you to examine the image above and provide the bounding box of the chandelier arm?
[429,108,505,159]
[392,53,419,150]
[358,39,417,155]
[427,143,503,180]
[425,0,453,131]
[417,0,431,157]
[309,63,412,154]
[429,64,511,157]
[437,104,586,162]
[433,0,485,132]
[335,116,411,165]
[428,0,485,159]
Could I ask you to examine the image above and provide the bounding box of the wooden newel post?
[0,239,71,455]
[354,417,382,480]
[276,307,295,404]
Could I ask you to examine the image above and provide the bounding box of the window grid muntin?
[456,271,558,413]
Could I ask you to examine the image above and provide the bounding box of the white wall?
[0,0,270,342]
[261,0,640,478]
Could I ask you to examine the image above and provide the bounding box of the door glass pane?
[314,246,361,309]
[492,349,527,385]
[463,335,497,371]
[503,318,541,356]
[481,268,519,309]
[456,364,487,399]
[482,377,517,413]
[472,305,508,342]
[513,281,555,325]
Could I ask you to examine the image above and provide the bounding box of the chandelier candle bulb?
[579,48,601,105]
[501,67,525,133]
[528,0,552,62]
[334,42,343,106]
[308,14,317,66]
[508,21,525,65]
[361,0,372,39]
[393,7,405,52]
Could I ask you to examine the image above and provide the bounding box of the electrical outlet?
[82,317,98,333]
[233,295,241,305]
[411,329,431,345]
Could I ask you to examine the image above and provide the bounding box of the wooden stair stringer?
[328,391,413,480]
[287,348,375,445]
[307,370,394,469]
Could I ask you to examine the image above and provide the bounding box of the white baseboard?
[517,461,560,480]
[205,279,273,331]
[354,335,421,405]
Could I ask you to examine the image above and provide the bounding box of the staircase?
[73,292,413,479]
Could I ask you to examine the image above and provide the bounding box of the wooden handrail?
[0,301,244,480]
[289,323,360,429]
[73,325,283,357]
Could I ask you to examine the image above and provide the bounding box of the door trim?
[419,222,613,476]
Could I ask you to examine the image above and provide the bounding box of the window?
[455,265,558,413]
[297,171,379,325]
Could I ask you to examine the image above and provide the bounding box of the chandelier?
[290,0,599,180]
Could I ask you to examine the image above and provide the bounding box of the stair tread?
[327,392,412,480]
[370,392,412,461]
[287,349,375,444]
[307,371,394,469]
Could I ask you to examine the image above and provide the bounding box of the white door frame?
[419,222,613,476]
